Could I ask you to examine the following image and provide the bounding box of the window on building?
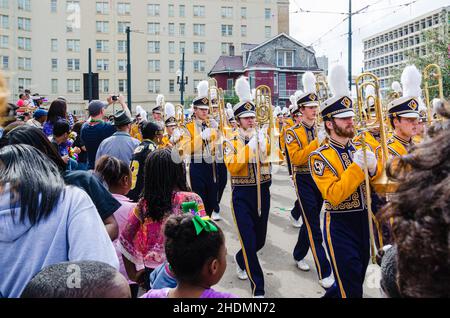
[1,55,9,70]
[169,60,175,73]
[96,2,108,14]
[66,1,79,13]
[117,22,130,34]
[18,37,31,50]
[169,79,175,93]
[67,58,80,71]
[51,79,58,94]
[221,43,232,55]
[193,80,200,93]
[18,78,31,91]
[241,25,247,37]
[265,8,271,20]
[96,40,109,52]
[0,0,9,9]
[95,21,109,33]
[221,7,233,18]
[168,23,175,36]
[193,42,205,54]
[18,17,31,31]
[51,38,58,51]
[18,57,31,70]
[96,59,109,71]
[168,4,174,17]
[179,41,185,54]
[193,60,205,73]
[99,79,109,93]
[148,41,160,53]
[241,7,247,19]
[118,79,127,92]
[169,41,175,54]
[193,24,205,36]
[67,79,81,93]
[51,58,58,71]
[147,4,160,16]
[18,0,31,11]
[148,22,160,35]
[0,14,9,29]
[148,60,160,72]
[227,78,234,91]
[193,5,205,17]
[179,23,186,36]
[148,80,160,93]
[118,59,127,72]
[179,5,185,17]
[117,2,130,15]
[221,25,233,37]
[0,35,8,48]
[118,40,127,53]
[265,26,271,38]
[277,50,294,67]
[66,39,80,52]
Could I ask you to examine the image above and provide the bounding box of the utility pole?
[126,26,132,111]
[177,49,188,107]
[88,48,93,102]
[348,0,352,91]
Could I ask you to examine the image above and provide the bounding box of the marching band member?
[285,72,333,288]
[309,65,380,298]
[226,103,238,133]
[161,102,178,148]
[273,106,285,162]
[130,105,147,141]
[150,94,165,128]
[383,65,421,158]
[223,76,271,298]
[179,81,218,217]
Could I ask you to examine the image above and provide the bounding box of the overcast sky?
[289,0,450,74]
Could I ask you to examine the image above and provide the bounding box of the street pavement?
[214,164,382,298]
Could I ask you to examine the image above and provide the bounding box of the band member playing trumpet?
[223,76,271,298]
[179,81,218,217]
[309,65,380,298]
[285,72,332,288]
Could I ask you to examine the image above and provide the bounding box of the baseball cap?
[33,109,48,119]
[88,100,108,116]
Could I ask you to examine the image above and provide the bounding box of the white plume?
[235,76,252,102]
[196,80,209,98]
[156,94,165,107]
[251,88,256,101]
[165,103,175,119]
[432,98,442,117]
[302,72,317,95]
[226,108,234,119]
[294,90,303,102]
[328,64,349,97]
[391,81,402,93]
[274,106,282,116]
[226,102,232,110]
[289,95,297,106]
[136,105,144,116]
[401,65,422,98]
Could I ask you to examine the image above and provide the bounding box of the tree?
[386,27,449,102]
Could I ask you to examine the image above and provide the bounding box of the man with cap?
[127,121,164,202]
[26,109,48,129]
[223,76,271,298]
[285,72,333,288]
[226,103,238,132]
[81,94,132,169]
[178,80,219,217]
[96,110,140,166]
[382,65,421,158]
[309,64,380,298]
[149,94,165,128]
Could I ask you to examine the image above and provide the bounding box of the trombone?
[423,63,444,125]
[355,72,391,263]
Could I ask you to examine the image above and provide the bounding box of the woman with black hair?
[0,144,118,298]
[118,148,207,290]
[2,125,120,240]
[43,99,74,136]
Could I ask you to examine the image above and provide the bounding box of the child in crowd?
[141,214,236,298]
[95,155,140,297]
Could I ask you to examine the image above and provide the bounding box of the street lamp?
[176,49,188,107]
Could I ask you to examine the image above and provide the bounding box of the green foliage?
[224,93,240,106]
[386,28,449,102]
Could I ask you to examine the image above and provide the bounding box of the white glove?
[248,136,257,152]
[317,127,327,145]
[258,130,267,154]
[353,149,377,175]
[170,128,182,144]
[209,119,219,129]
[201,128,212,141]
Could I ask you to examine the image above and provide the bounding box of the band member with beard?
[223,76,271,298]
[285,72,333,288]
[309,65,380,298]
[179,81,218,218]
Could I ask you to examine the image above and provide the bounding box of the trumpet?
[315,73,330,128]
[423,63,444,125]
